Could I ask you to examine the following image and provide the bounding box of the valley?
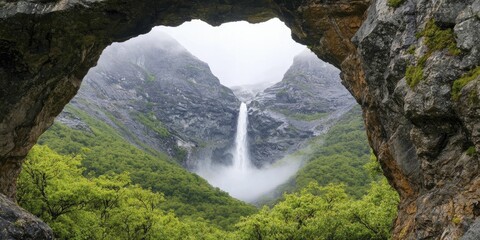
[20,29,398,239]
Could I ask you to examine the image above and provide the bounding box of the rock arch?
[1,0,479,239]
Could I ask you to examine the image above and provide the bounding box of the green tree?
[17,145,231,240]
[38,105,256,229]
[17,145,96,238]
[235,180,398,240]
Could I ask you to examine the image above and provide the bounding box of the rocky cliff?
[60,31,239,167]
[1,0,480,239]
[247,50,356,167]
[352,1,480,238]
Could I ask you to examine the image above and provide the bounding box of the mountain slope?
[248,50,356,166]
[68,31,240,167]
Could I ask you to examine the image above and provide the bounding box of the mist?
[195,102,303,203]
[156,18,306,87]
[196,156,302,203]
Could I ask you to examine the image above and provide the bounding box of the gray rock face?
[0,193,53,239]
[247,50,356,167]
[352,0,480,238]
[462,218,480,240]
[60,31,240,166]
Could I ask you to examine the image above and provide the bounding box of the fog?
[156,18,306,87]
[196,157,303,203]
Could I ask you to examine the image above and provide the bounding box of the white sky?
[155,18,306,87]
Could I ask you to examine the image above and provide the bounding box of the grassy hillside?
[258,106,373,205]
[38,104,256,230]
[294,106,371,198]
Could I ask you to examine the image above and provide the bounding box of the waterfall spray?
[196,101,301,202]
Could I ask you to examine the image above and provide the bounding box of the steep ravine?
[1,0,480,239]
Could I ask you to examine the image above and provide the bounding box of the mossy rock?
[452,66,480,100]
[387,0,405,8]
[405,65,423,88]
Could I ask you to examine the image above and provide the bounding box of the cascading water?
[196,102,301,203]
[232,102,250,171]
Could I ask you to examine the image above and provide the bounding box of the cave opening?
[1,0,409,238]
[37,17,365,204]
[13,15,398,239]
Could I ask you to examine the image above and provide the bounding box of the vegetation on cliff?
[407,19,461,88]
[387,0,405,8]
[452,66,480,100]
[294,107,371,198]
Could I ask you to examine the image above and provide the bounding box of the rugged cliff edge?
[247,50,356,167]
[353,1,480,238]
[1,0,479,239]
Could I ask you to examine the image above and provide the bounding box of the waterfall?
[196,101,302,202]
[232,102,250,171]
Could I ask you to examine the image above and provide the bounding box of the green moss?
[421,19,461,56]
[147,73,155,83]
[387,0,405,8]
[468,89,479,104]
[417,53,431,67]
[467,146,477,156]
[407,45,416,54]
[452,66,480,100]
[452,216,461,225]
[406,19,462,89]
[405,65,424,87]
[14,219,26,227]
